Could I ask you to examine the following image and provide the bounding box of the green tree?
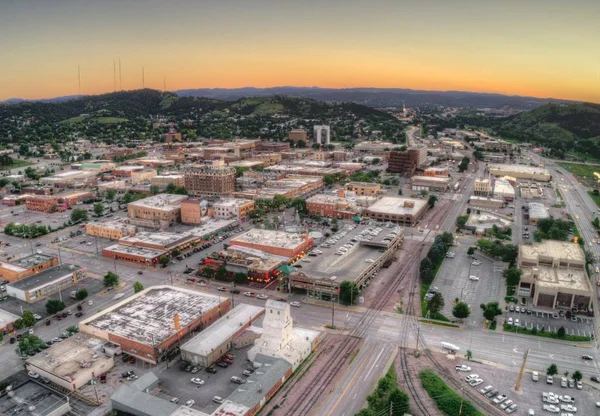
[465,349,473,361]
[452,302,470,320]
[339,281,359,305]
[17,334,45,355]
[290,198,308,215]
[216,267,227,280]
[21,310,36,327]
[159,255,170,266]
[557,326,566,338]
[46,299,66,314]
[467,247,475,255]
[427,194,438,208]
[171,248,181,257]
[502,267,522,286]
[150,185,161,195]
[93,202,105,216]
[76,289,88,300]
[428,292,445,315]
[103,271,119,288]
[572,370,583,381]
[323,174,335,186]
[456,215,468,229]
[233,272,247,284]
[105,188,117,201]
[71,208,88,223]
[133,281,144,293]
[482,302,502,322]
[546,363,558,376]
[202,267,215,278]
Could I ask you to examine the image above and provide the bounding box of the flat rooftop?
[213,198,253,208]
[181,304,264,356]
[520,241,585,264]
[26,333,112,382]
[0,379,69,416]
[88,220,136,231]
[523,266,593,293]
[119,231,196,249]
[411,175,450,183]
[231,229,309,250]
[104,244,166,259]
[8,264,81,292]
[81,286,222,345]
[489,163,551,176]
[10,253,54,270]
[364,196,427,216]
[128,193,186,210]
[0,308,20,328]
[528,202,549,219]
[185,218,238,239]
[115,165,145,171]
[296,224,391,283]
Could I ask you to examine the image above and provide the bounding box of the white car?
[542,404,559,413]
[465,374,479,382]
[493,394,507,404]
[576,380,582,390]
[528,409,535,416]
[469,275,479,281]
[33,314,42,320]
[28,371,39,379]
[500,399,513,410]
[365,259,375,263]
[212,396,224,404]
[185,400,195,407]
[256,294,268,300]
[479,385,493,394]
[507,317,513,325]
[88,300,93,306]
[290,301,301,307]
[190,378,204,385]
[560,404,577,412]
[469,378,483,387]
[472,260,482,266]
[514,318,520,327]
[505,404,518,414]
[455,365,471,372]
[559,395,575,403]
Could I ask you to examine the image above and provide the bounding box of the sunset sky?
[1,0,599,102]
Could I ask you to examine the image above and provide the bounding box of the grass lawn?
[558,162,600,182]
[419,370,484,416]
[502,323,591,342]
[4,159,34,169]
[60,116,128,124]
[588,191,600,208]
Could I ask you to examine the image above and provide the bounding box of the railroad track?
[288,230,432,416]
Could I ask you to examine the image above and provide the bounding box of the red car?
[221,357,233,365]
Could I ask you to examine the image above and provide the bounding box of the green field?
[4,159,34,169]
[558,162,600,183]
[419,370,484,416]
[588,191,600,208]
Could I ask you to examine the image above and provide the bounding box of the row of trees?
[534,217,573,242]
[476,239,518,265]
[3,222,49,238]
[546,363,582,382]
[419,232,454,284]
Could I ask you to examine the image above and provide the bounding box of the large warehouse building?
[362,197,428,226]
[517,240,593,310]
[230,229,313,259]
[487,163,552,182]
[79,286,231,364]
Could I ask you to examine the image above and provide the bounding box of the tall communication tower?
[77,64,81,95]
[164,76,167,92]
[118,59,122,90]
[142,67,145,89]
[113,60,117,92]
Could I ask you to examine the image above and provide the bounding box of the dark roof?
[8,264,81,291]
[111,385,179,416]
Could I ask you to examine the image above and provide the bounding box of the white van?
[532,371,538,382]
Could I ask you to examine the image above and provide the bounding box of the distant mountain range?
[1,95,83,104]
[2,87,582,110]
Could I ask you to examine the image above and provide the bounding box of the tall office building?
[313,125,331,145]
[184,160,236,197]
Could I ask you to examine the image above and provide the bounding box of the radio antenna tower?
[118,59,122,90]
[142,67,145,89]
[163,76,167,92]
[113,60,117,92]
[77,64,81,95]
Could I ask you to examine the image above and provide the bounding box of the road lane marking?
[364,347,385,380]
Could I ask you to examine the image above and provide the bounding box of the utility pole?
[331,293,335,329]
[389,401,393,416]
[514,348,530,391]
[458,388,465,415]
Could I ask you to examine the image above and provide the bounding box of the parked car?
[206,366,217,374]
[592,376,600,383]
[230,289,240,294]
[170,398,179,404]
[230,376,246,384]
[455,365,471,372]
[532,371,538,381]
[121,371,135,378]
[191,366,200,374]
[582,355,594,360]
[468,275,479,281]
[28,371,40,379]
[547,375,554,384]
[212,396,224,404]
[185,400,195,407]
[217,287,227,292]
[75,312,83,318]
[256,294,268,300]
[216,361,228,368]
[190,378,204,385]
[500,399,513,410]
[290,301,301,307]
[33,314,42,320]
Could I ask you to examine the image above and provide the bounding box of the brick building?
[150,174,185,190]
[180,198,207,224]
[0,254,59,282]
[362,197,428,226]
[230,230,313,259]
[165,131,182,142]
[345,182,381,196]
[288,129,307,143]
[306,194,359,219]
[80,286,231,364]
[258,141,290,153]
[212,198,255,220]
[127,193,187,227]
[387,147,427,176]
[184,160,236,197]
[86,221,137,240]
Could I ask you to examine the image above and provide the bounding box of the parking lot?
[504,308,596,339]
[432,235,504,327]
[454,359,600,415]
[157,346,254,414]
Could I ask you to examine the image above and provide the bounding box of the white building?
[248,300,319,369]
[313,125,331,145]
[493,179,515,201]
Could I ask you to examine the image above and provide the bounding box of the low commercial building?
[80,286,231,364]
[127,193,187,228]
[258,141,290,153]
[131,169,158,185]
[473,178,492,196]
[0,253,59,282]
[469,196,504,209]
[151,174,185,189]
[0,309,20,335]
[528,202,550,224]
[97,180,127,194]
[306,194,360,219]
[136,158,176,169]
[345,182,381,196]
[118,231,198,253]
[1,193,32,206]
[86,220,137,240]
[354,141,396,153]
[180,198,208,224]
[113,165,146,177]
[517,241,593,310]
[488,163,552,182]
[25,195,62,213]
[247,152,282,167]
[520,183,544,199]
[411,175,450,192]
[7,264,86,303]
[180,304,265,367]
[424,167,449,177]
[214,245,288,283]
[493,179,515,201]
[230,230,313,259]
[465,212,512,236]
[440,139,465,150]
[102,244,166,266]
[212,198,255,220]
[288,129,307,143]
[40,170,97,188]
[26,333,114,391]
[362,197,428,226]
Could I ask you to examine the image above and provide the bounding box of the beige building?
[362,197,428,226]
[473,178,492,196]
[345,182,381,196]
[151,174,185,189]
[184,160,236,197]
[469,196,504,209]
[212,198,255,220]
[86,221,137,240]
[130,169,158,185]
[518,241,593,310]
[180,198,207,224]
[488,164,552,182]
[288,129,307,143]
[127,193,187,227]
